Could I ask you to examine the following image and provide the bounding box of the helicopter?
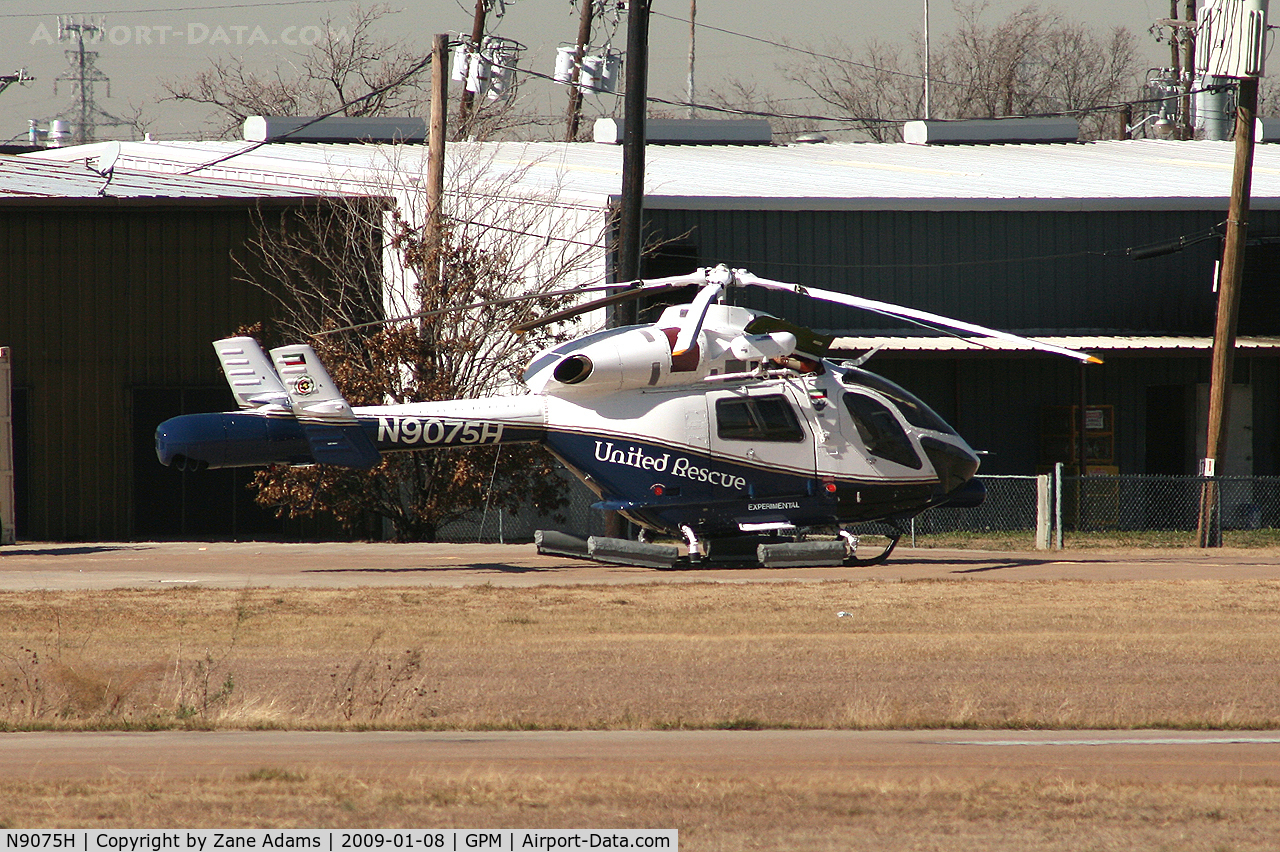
[155,265,1101,568]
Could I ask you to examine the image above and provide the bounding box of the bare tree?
[779,39,924,142]
[777,3,1140,142]
[163,4,433,139]
[240,147,611,540]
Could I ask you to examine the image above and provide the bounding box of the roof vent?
[903,117,1079,145]
[243,116,427,144]
[593,117,772,145]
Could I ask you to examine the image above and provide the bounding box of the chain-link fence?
[437,472,1280,543]
[909,475,1041,535]
[437,471,607,543]
[913,474,1280,535]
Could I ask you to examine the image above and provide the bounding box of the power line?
[182,46,440,174]
[0,1,342,17]
[648,8,1208,113]
[648,9,928,87]
[494,49,1234,129]
[726,225,1227,273]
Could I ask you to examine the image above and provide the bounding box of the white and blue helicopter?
[156,266,1100,567]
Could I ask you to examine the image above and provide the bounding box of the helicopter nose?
[920,436,980,494]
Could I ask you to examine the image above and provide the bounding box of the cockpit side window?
[716,394,805,442]
[842,368,958,435]
[843,392,923,469]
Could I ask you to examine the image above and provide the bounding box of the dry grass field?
[9,771,1280,851]
[5,580,1280,731]
[6,577,1280,848]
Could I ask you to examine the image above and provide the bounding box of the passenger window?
[843,393,922,468]
[716,395,805,442]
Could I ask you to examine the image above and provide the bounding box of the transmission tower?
[52,17,130,143]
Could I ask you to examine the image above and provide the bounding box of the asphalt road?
[5,540,1280,791]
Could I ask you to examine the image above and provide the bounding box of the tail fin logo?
[293,375,317,396]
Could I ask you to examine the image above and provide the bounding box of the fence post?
[1035,473,1052,549]
[0,347,12,546]
[1053,462,1063,550]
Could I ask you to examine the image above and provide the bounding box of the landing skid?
[841,526,902,566]
[534,526,903,570]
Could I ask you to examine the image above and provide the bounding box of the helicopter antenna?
[845,343,884,367]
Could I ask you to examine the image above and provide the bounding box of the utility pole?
[687,0,696,119]
[456,0,489,140]
[605,0,651,541]
[923,0,931,119]
[616,0,651,310]
[1169,0,1183,136]
[1198,76,1259,547]
[1182,0,1196,139]
[54,17,125,144]
[564,0,595,141]
[426,33,449,295]
[0,69,33,97]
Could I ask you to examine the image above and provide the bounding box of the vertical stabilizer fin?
[214,337,290,411]
[268,344,382,469]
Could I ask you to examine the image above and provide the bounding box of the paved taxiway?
[5,729,1280,785]
[5,540,1280,589]
[4,540,1280,789]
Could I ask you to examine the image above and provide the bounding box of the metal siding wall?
[861,354,1280,475]
[0,206,279,540]
[646,207,1232,333]
[1253,357,1280,474]
[643,206,1280,474]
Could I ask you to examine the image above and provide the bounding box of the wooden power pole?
[456,0,488,139]
[687,0,696,118]
[1181,0,1197,140]
[604,0,651,539]
[426,33,449,294]
[615,0,651,314]
[1198,76,1259,547]
[564,0,595,141]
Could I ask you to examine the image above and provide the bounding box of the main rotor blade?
[735,271,1104,365]
[315,282,624,336]
[511,284,675,333]
[511,271,710,334]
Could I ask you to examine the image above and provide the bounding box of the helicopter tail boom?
[156,337,547,471]
[155,399,548,472]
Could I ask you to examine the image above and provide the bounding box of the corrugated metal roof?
[829,335,1280,355]
[0,153,326,199]
[25,137,1280,211]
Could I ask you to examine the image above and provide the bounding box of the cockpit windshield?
[841,368,958,435]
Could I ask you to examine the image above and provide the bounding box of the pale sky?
[0,0,1182,142]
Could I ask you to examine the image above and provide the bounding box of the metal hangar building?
[14,132,1280,539]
